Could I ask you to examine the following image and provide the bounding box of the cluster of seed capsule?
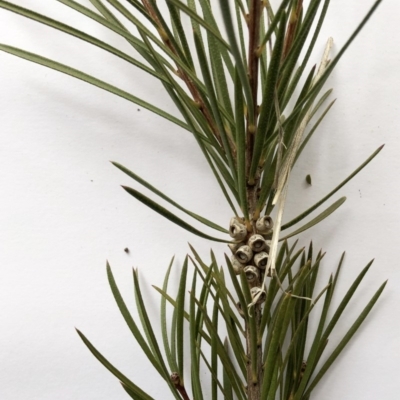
[228,215,274,304]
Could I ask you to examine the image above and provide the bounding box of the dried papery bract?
[0,0,388,399]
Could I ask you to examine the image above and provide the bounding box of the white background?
[0,1,399,399]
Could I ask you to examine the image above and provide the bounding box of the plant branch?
[171,372,191,400]
[282,0,303,61]
[245,4,264,398]
[141,0,227,151]
[246,0,263,212]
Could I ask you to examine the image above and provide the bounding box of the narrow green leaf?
[201,264,247,377]
[160,257,177,373]
[120,381,146,400]
[304,280,387,397]
[76,329,155,400]
[0,1,166,82]
[145,0,190,66]
[192,258,215,344]
[205,17,234,125]
[261,245,305,334]
[249,11,287,182]
[266,354,281,400]
[255,144,278,215]
[193,296,246,400]
[234,0,247,67]
[57,0,158,59]
[192,253,247,344]
[285,0,384,131]
[194,33,237,182]
[152,285,215,345]
[323,262,374,340]
[106,0,206,90]
[278,0,325,99]
[261,294,291,398]
[225,255,249,323]
[294,97,336,165]
[122,185,230,243]
[234,69,248,219]
[189,271,204,400]
[176,257,188,382]
[240,273,258,384]
[0,44,189,131]
[280,281,331,374]
[112,162,227,233]
[292,272,334,400]
[211,291,219,400]
[259,0,291,50]
[282,145,384,230]
[199,347,226,395]
[89,0,128,28]
[165,0,229,49]
[166,2,194,69]
[196,0,235,78]
[218,0,254,122]
[132,270,182,400]
[281,197,346,241]
[223,339,234,400]
[281,0,331,109]
[106,263,163,376]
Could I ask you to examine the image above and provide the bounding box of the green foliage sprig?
[0,1,386,399]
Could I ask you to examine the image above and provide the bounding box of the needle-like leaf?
[113,162,228,233]
[282,145,384,230]
[303,280,387,397]
[280,197,346,241]
[76,329,155,400]
[249,11,287,183]
[106,263,163,376]
[176,257,188,382]
[218,0,254,123]
[0,44,189,131]
[122,185,230,242]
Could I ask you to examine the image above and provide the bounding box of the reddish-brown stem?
[170,373,191,400]
[246,0,263,220]
[247,0,262,115]
[141,0,233,153]
[245,4,264,399]
[282,0,303,61]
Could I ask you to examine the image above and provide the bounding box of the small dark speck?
[124,248,130,254]
[305,174,312,185]
[90,180,93,182]
[137,108,141,112]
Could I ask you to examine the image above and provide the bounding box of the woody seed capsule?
[244,266,259,283]
[254,251,269,269]
[248,234,267,252]
[235,245,253,264]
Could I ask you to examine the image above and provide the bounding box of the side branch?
[171,372,191,400]
[246,0,263,217]
[141,0,226,150]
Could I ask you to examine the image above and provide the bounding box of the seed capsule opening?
[254,252,269,269]
[256,215,274,234]
[251,287,266,304]
[235,245,253,264]
[244,266,259,283]
[248,234,266,252]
